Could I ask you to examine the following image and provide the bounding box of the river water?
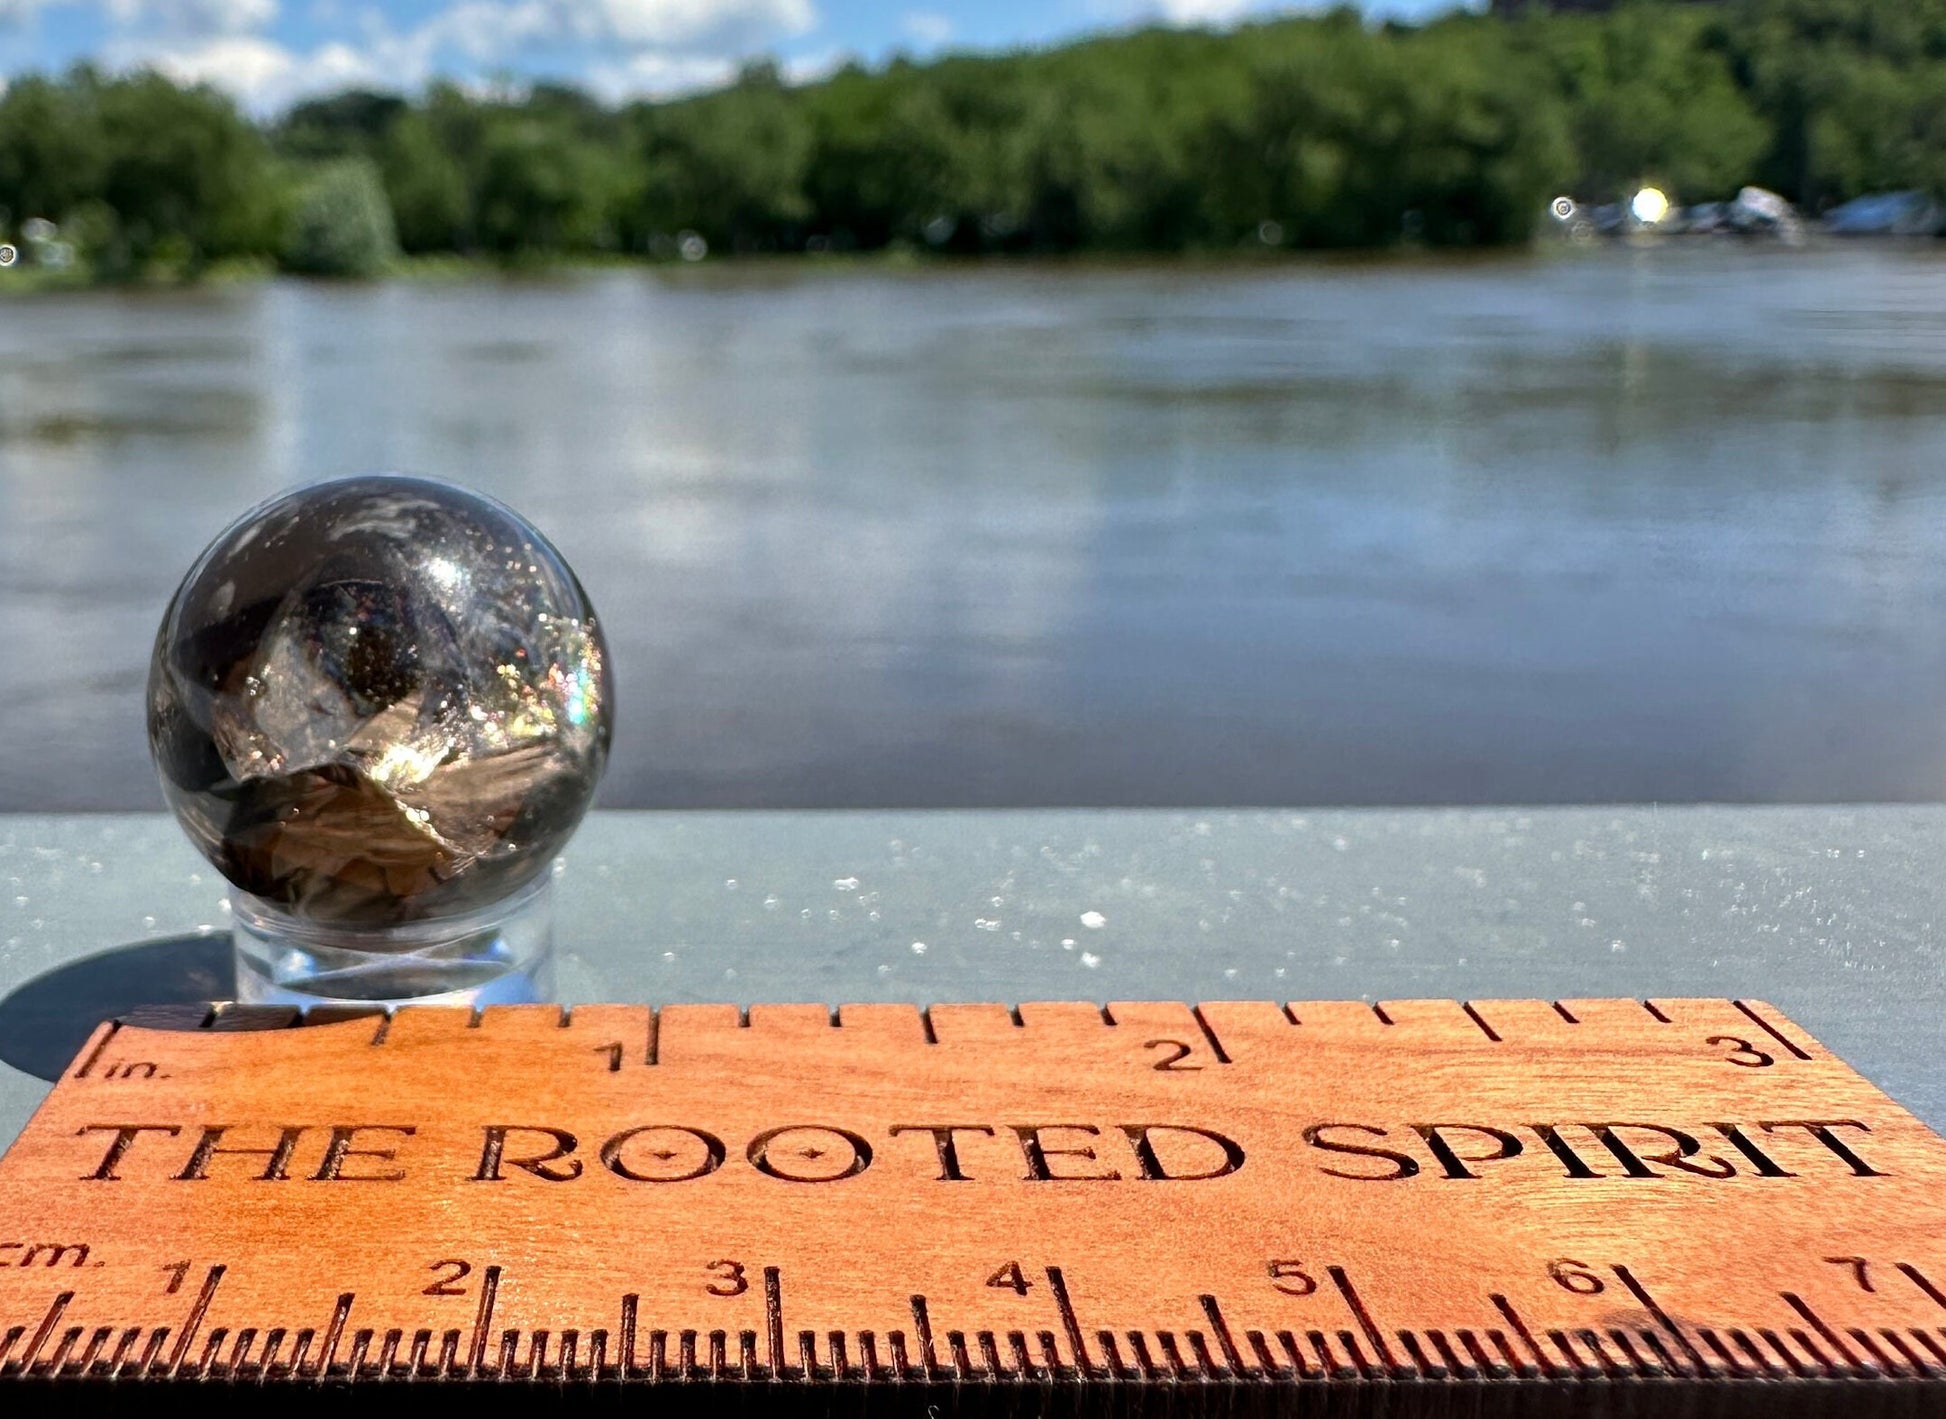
[4,245,1946,810]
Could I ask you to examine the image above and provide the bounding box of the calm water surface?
[5,246,1946,810]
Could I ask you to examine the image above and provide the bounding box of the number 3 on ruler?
[1708,1035,1775,1068]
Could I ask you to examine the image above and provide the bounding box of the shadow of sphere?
[0,934,235,1081]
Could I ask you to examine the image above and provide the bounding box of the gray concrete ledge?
[2,806,1941,1142]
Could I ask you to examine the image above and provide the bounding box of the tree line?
[1,0,1943,279]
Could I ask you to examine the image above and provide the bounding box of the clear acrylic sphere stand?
[230,874,554,1007]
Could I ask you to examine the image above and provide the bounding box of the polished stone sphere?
[148,476,611,927]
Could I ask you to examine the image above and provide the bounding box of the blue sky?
[0,0,1464,113]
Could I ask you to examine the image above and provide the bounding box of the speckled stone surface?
[2,807,1941,1142]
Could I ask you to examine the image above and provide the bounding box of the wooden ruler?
[3,998,1946,1414]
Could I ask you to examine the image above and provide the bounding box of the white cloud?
[582,47,732,99]
[413,0,555,62]
[106,0,278,34]
[1153,0,1266,19]
[402,0,816,63]
[582,0,812,46]
[1089,0,1300,26]
[900,9,951,46]
[145,33,382,106]
[86,0,823,112]
[779,43,839,82]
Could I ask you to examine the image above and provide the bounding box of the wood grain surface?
[2,997,1945,1415]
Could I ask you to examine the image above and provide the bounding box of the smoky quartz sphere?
[148,476,611,928]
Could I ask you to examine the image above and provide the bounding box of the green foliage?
[1729,0,1946,207]
[0,75,107,225]
[375,109,471,253]
[0,67,276,275]
[279,157,399,276]
[1514,6,1768,203]
[94,70,279,271]
[3,4,1945,280]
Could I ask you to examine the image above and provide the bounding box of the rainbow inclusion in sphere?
[148,476,611,927]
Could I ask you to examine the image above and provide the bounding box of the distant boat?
[1824,191,1945,238]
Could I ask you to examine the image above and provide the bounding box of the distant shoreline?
[13,235,1943,297]
[7,7,1945,286]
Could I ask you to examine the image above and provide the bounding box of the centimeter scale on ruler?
[4,997,1946,1414]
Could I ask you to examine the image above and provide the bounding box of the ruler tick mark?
[1461,1002,1501,1042]
[165,1266,223,1376]
[1732,1000,1812,1060]
[1490,1296,1553,1377]
[1370,1002,1394,1025]
[1697,1327,1740,1374]
[1045,1266,1094,1374]
[1198,1295,1246,1375]
[1273,1329,1309,1377]
[1783,1293,1864,1371]
[618,1295,638,1378]
[1846,1326,1899,1373]
[1726,1328,1770,1375]
[1398,1328,1441,1378]
[71,1024,121,1080]
[15,1293,70,1375]
[1334,1329,1375,1378]
[467,1265,500,1375]
[1900,1262,1946,1309]
[1756,1327,1809,1377]
[1429,1328,1471,1377]
[1786,1327,1834,1373]
[1877,1328,1928,1375]
[764,1268,786,1378]
[317,1295,352,1378]
[909,1295,939,1376]
[1545,1328,1583,1375]
[1190,1005,1233,1063]
[1642,1000,1671,1023]
[1552,1001,1579,1024]
[1909,1329,1946,1369]
[1329,1268,1396,1371]
[1613,1265,1708,1376]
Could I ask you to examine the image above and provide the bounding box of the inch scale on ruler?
[3,997,1946,1414]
